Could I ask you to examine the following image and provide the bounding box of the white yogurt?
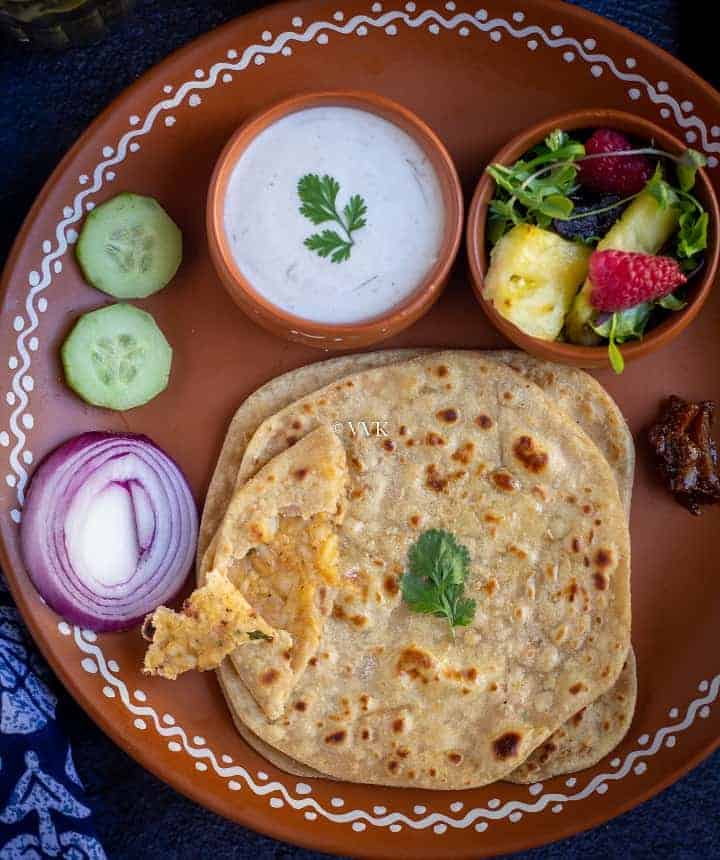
[223,106,445,324]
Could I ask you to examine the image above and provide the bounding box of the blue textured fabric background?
[1,1,719,857]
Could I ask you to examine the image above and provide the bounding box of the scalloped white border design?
[4,0,720,836]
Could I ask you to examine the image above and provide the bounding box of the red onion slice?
[21,431,197,632]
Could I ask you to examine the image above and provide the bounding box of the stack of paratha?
[144,350,636,789]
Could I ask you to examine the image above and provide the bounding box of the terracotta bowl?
[207,90,463,350]
[466,108,720,369]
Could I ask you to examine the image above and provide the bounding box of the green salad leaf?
[591,291,687,374]
[645,164,676,209]
[656,292,687,311]
[590,302,653,373]
[677,208,708,261]
[401,529,476,635]
[485,130,585,239]
[591,303,654,375]
[676,147,707,192]
[644,162,708,264]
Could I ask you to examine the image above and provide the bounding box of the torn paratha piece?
[204,424,346,721]
[142,570,280,679]
[146,424,347,724]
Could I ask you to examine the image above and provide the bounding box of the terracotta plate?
[1,1,720,856]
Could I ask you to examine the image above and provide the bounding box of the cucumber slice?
[61,304,172,411]
[76,193,182,298]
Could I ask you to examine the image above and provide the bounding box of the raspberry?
[589,250,687,311]
[578,128,653,195]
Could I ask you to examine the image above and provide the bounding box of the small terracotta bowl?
[207,91,463,350]
[467,108,720,369]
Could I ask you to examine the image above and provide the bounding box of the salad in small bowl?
[467,109,719,371]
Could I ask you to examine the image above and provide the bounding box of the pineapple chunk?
[565,190,680,344]
[484,224,591,341]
